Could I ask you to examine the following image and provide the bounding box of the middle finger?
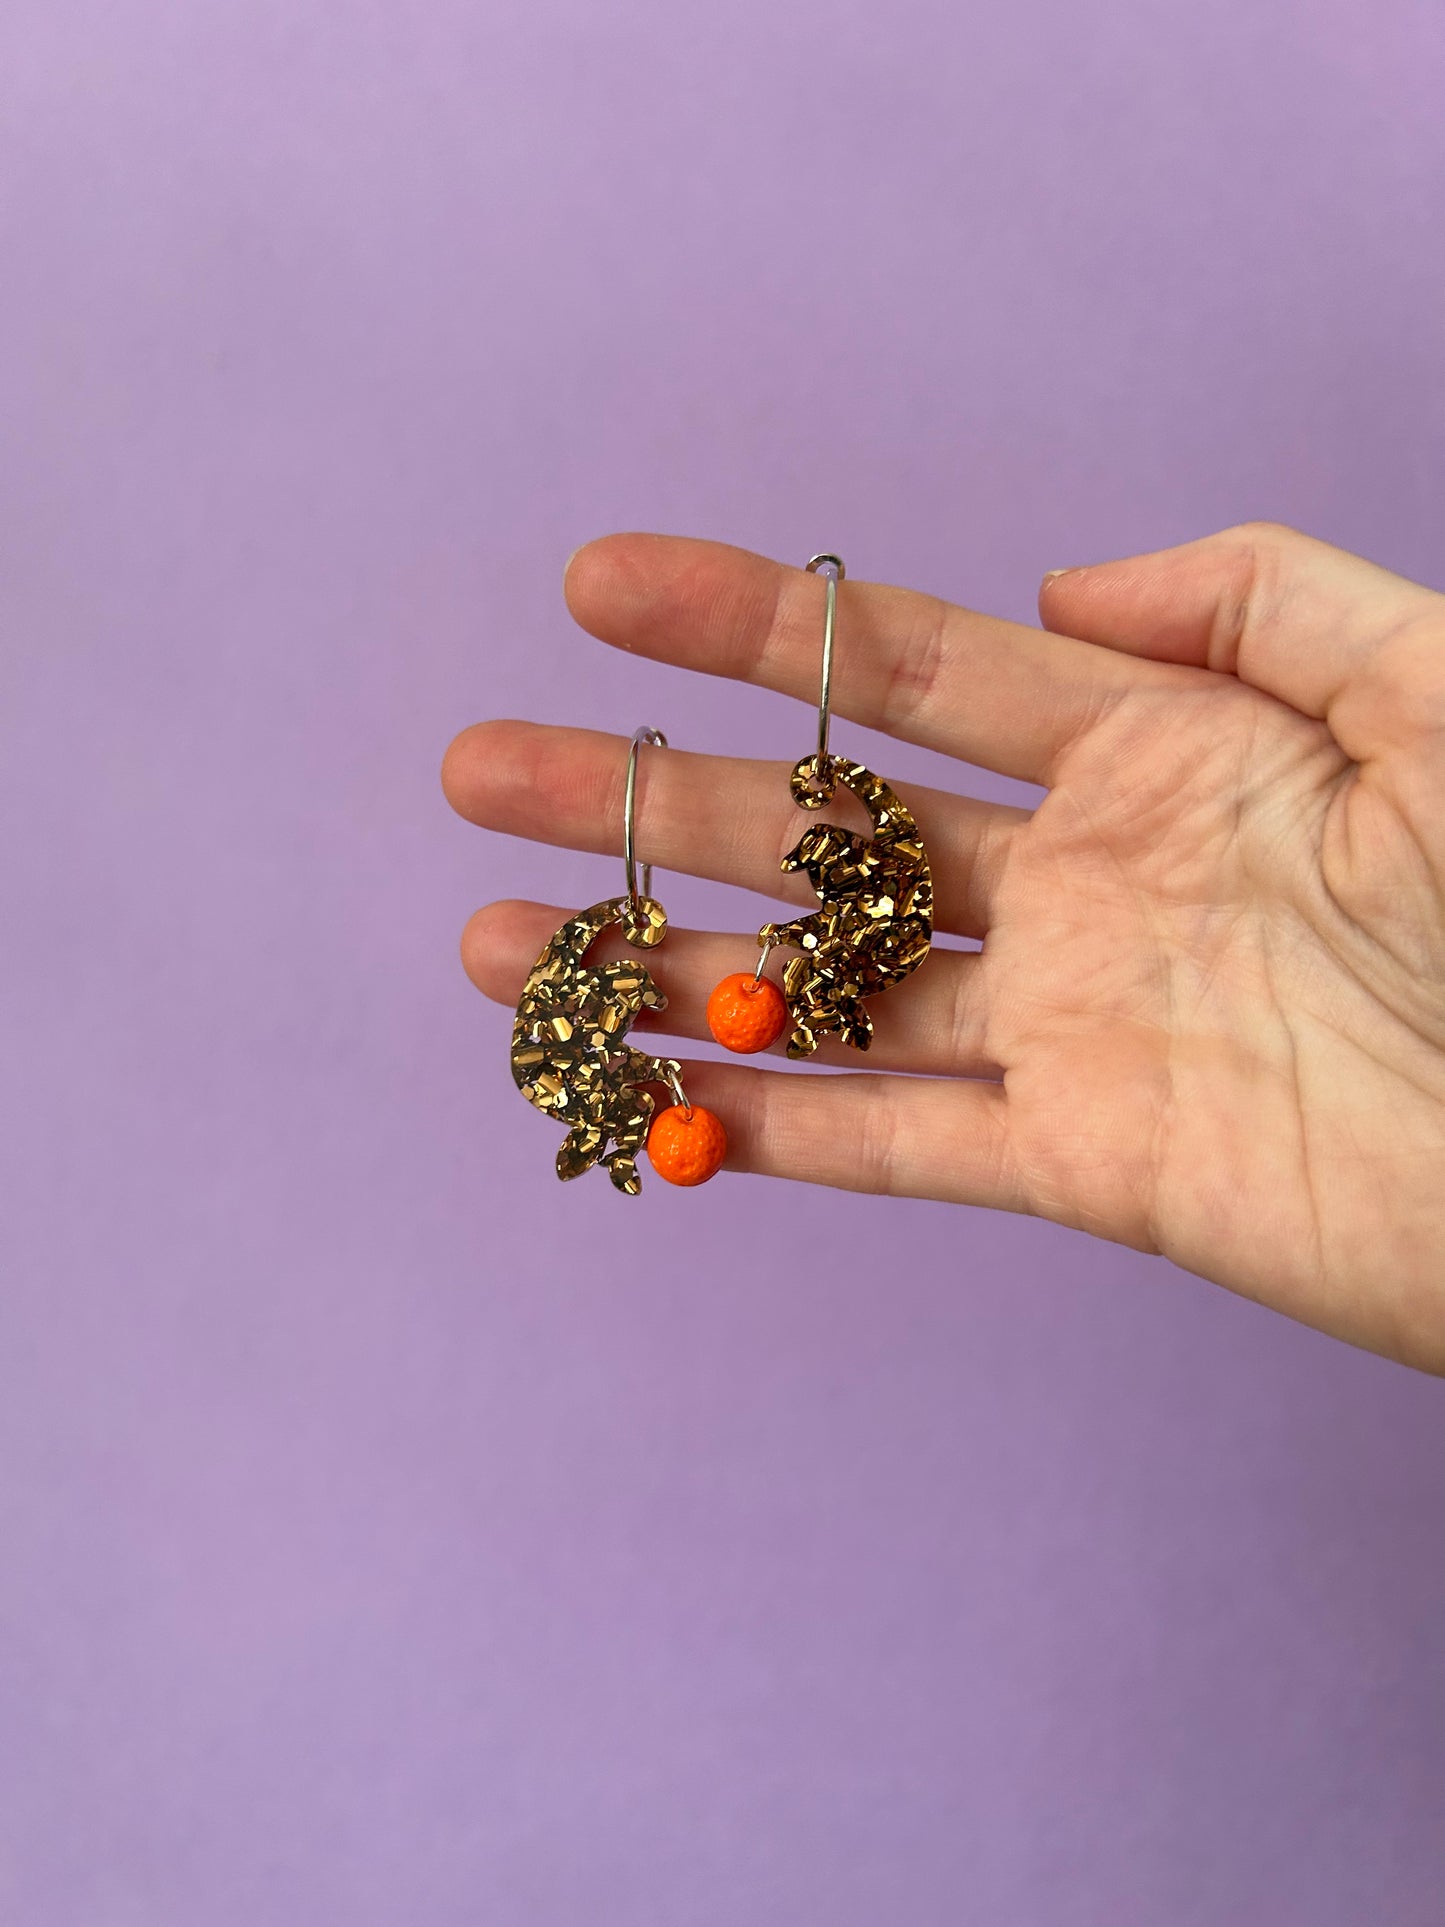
[442,720,1023,939]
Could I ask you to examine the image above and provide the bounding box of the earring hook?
[624,725,667,910]
[805,553,846,775]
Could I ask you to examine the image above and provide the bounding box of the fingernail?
[563,543,585,582]
[1041,565,1084,584]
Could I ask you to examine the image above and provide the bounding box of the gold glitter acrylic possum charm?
[510,727,727,1193]
[706,555,933,1059]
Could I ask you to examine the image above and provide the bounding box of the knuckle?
[878,599,949,729]
[854,1084,903,1192]
[1199,525,1293,672]
[1218,518,1302,550]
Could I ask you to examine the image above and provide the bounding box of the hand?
[443,525,1445,1374]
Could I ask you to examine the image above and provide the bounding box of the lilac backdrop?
[2,2,1443,1922]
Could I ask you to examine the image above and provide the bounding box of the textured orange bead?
[706,973,788,1054]
[647,1104,727,1187]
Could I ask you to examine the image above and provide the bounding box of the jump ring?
[663,1062,692,1119]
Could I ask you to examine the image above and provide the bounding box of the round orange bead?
[647,1104,727,1187]
[706,972,788,1054]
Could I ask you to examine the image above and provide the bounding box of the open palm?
[444,525,1445,1373]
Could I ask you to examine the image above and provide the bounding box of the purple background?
[3,2,1443,1921]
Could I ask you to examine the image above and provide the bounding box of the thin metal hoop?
[752,931,777,988]
[805,553,846,772]
[624,725,667,908]
[663,1062,693,1120]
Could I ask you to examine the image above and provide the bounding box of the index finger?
[564,534,1175,785]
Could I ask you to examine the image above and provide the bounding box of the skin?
[442,524,1445,1375]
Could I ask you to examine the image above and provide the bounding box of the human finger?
[464,899,996,1078]
[442,720,1023,939]
[1038,520,1445,759]
[563,534,1174,786]
[669,1058,1023,1209]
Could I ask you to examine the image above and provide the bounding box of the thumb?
[1038,521,1444,760]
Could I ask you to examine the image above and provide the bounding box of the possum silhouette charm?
[760,752,933,1058]
[511,894,683,1193]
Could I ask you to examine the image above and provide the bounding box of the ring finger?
[465,899,998,1079]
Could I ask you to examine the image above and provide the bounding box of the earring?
[511,726,727,1193]
[706,554,933,1059]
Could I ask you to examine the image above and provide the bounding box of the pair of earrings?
[510,554,933,1193]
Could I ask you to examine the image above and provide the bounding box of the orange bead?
[647,1104,727,1187]
[706,972,788,1054]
